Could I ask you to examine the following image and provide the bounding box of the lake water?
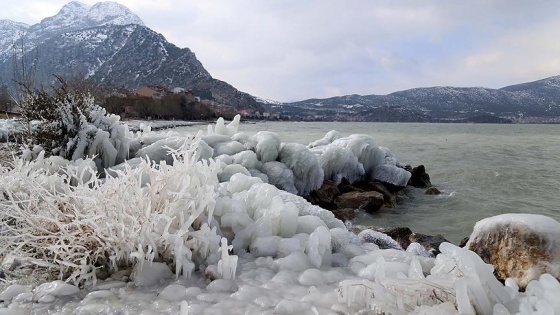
[174,122,560,244]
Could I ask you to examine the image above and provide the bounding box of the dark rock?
[376,227,449,255]
[305,180,340,210]
[458,237,469,248]
[366,182,397,208]
[334,191,384,213]
[425,187,441,195]
[403,164,413,172]
[96,269,110,280]
[408,165,431,188]
[337,177,363,194]
[0,269,4,280]
[410,233,448,255]
[332,208,356,222]
[377,227,413,249]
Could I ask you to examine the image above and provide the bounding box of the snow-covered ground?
[1,116,559,314]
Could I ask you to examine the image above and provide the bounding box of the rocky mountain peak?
[26,1,144,44]
[87,2,145,26]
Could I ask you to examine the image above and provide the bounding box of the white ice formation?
[0,115,559,314]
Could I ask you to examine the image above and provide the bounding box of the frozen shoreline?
[1,117,560,314]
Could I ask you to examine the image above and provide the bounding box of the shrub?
[18,77,130,169]
[0,136,221,286]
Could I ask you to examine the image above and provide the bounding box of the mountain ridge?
[258,75,560,122]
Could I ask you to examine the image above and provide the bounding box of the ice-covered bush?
[0,135,224,285]
[18,79,130,169]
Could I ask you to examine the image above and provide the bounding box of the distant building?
[130,85,169,99]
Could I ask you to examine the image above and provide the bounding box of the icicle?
[217,237,238,280]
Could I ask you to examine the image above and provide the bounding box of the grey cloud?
[2,0,560,101]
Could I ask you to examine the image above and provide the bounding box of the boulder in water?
[408,165,431,187]
[467,213,560,289]
[366,182,397,208]
[425,187,441,195]
[332,208,356,222]
[334,191,384,213]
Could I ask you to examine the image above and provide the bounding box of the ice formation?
[1,116,560,314]
[278,143,324,195]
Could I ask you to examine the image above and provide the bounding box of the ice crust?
[1,116,559,314]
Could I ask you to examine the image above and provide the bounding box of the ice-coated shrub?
[0,135,225,285]
[19,82,130,169]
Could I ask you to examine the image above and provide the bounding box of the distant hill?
[0,1,261,113]
[258,76,560,122]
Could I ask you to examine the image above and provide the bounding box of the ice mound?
[134,136,189,164]
[330,134,385,177]
[308,131,409,186]
[372,164,412,187]
[261,161,298,194]
[307,129,343,148]
[253,131,281,163]
[278,143,324,195]
[310,145,365,184]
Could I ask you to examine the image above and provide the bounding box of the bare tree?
[0,84,14,113]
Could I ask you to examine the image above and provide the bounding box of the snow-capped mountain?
[0,1,260,111]
[276,76,560,121]
[25,1,144,45]
[0,20,30,60]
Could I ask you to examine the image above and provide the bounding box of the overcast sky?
[2,0,560,102]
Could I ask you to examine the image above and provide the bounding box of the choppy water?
[175,122,560,243]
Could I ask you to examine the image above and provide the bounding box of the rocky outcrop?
[334,191,384,213]
[331,208,356,222]
[305,178,394,220]
[305,180,340,210]
[408,165,431,187]
[467,214,560,289]
[365,182,397,208]
[305,166,435,222]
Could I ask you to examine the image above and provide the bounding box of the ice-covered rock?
[358,229,403,250]
[232,150,261,170]
[311,145,365,184]
[371,164,411,187]
[0,285,30,302]
[467,213,560,289]
[330,134,385,178]
[33,281,80,301]
[135,137,188,165]
[307,130,343,148]
[278,143,324,196]
[218,164,251,182]
[131,262,173,287]
[260,161,298,195]
[253,131,281,163]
